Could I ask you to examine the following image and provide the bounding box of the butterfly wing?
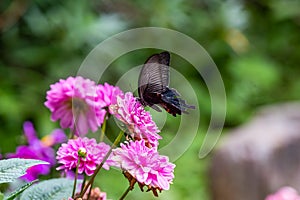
[138,52,170,110]
[161,88,196,116]
[138,51,195,116]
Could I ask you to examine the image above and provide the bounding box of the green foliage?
[0,159,48,184]
[20,178,78,200]
[226,54,281,123]
[4,180,37,200]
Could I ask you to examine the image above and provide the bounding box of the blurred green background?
[1,0,300,199]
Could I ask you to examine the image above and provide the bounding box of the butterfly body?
[138,51,195,116]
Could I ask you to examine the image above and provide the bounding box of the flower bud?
[78,147,87,158]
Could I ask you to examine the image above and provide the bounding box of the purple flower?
[111,140,175,196]
[109,92,161,147]
[56,137,111,176]
[45,76,106,136]
[7,121,67,181]
[265,187,300,200]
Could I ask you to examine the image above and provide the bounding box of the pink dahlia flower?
[6,121,67,181]
[56,137,111,176]
[45,76,106,136]
[111,140,175,196]
[96,83,124,109]
[110,92,161,147]
[265,187,300,200]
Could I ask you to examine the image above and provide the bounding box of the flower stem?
[100,113,108,142]
[70,107,80,139]
[70,128,75,139]
[87,179,94,200]
[79,130,124,197]
[72,158,80,198]
[80,175,86,193]
[119,186,131,200]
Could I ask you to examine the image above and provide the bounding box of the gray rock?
[210,103,300,200]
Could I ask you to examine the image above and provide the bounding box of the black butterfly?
[138,51,195,117]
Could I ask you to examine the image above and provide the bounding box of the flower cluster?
[265,187,300,200]
[103,91,175,196]
[56,137,111,176]
[8,76,176,199]
[47,77,176,198]
[6,121,67,181]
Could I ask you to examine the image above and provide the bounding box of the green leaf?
[0,158,49,184]
[20,178,79,200]
[4,180,38,200]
